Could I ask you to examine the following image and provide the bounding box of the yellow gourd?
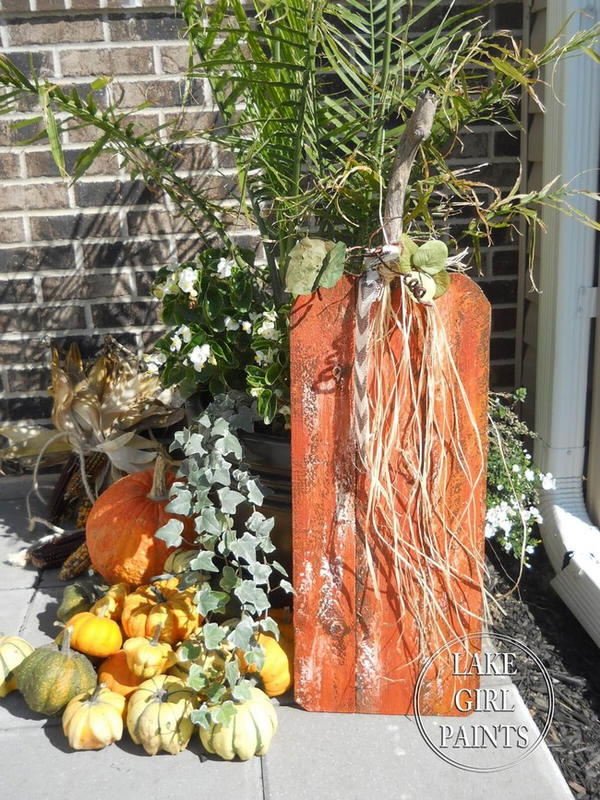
[127,674,196,755]
[239,633,293,697]
[123,624,176,679]
[62,682,125,750]
[0,636,34,698]
[200,688,278,761]
[89,583,130,621]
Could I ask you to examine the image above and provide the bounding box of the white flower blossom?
[257,310,281,341]
[177,267,198,297]
[170,334,182,352]
[216,258,235,278]
[224,316,240,331]
[254,350,274,366]
[542,472,556,491]
[176,324,192,343]
[188,343,211,371]
[512,463,520,473]
[249,387,261,397]
[241,320,252,334]
[525,468,535,482]
[143,352,167,374]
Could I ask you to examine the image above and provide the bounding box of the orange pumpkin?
[98,650,145,698]
[85,455,194,586]
[239,632,294,698]
[121,578,199,645]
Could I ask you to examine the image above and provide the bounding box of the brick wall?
[0,0,524,424]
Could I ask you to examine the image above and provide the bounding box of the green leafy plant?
[486,389,554,566]
[156,391,292,727]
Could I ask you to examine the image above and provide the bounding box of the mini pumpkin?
[67,610,123,658]
[239,633,293,697]
[199,687,278,761]
[56,583,96,623]
[62,682,125,750]
[164,548,199,576]
[89,582,130,621]
[16,627,97,716]
[98,650,144,698]
[86,454,194,586]
[0,636,34,698]
[123,624,176,679]
[127,674,196,755]
[121,578,199,645]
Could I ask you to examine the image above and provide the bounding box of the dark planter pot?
[238,431,292,581]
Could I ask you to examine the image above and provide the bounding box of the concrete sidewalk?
[0,480,574,800]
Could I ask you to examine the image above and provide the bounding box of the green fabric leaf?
[154,518,184,547]
[398,234,418,272]
[317,241,346,289]
[285,237,331,296]
[412,240,448,274]
[433,269,451,299]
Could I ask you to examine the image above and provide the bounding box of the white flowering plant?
[151,248,290,425]
[486,389,555,565]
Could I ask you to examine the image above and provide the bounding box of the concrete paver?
[0,478,576,800]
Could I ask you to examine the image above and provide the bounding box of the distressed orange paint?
[291,274,490,715]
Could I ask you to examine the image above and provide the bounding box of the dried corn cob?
[59,542,91,580]
[75,499,93,529]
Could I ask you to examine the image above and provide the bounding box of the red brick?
[7,16,104,47]
[30,213,122,241]
[92,300,159,328]
[60,47,155,78]
[160,45,190,74]
[67,113,160,144]
[6,367,51,392]
[25,148,119,179]
[115,79,187,108]
[107,13,181,42]
[0,183,69,212]
[0,279,35,303]
[0,153,22,180]
[0,218,25,244]
[42,272,132,300]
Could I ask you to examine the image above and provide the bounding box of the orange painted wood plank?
[291,273,490,715]
[290,275,358,712]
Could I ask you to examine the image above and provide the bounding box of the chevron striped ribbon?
[353,267,383,461]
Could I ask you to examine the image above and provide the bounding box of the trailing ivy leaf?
[243,645,266,671]
[246,511,275,536]
[227,619,254,651]
[224,659,241,687]
[217,487,246,514]
[155,518,184,547]
[259,616,280,639]
[179,641,201,661]
[185,433,207,455]
[212,418,230,436]
[246,479,266,506]
[231,681,253,703]
[188,663,209,692]
[316,241,346,290]
[229,532,258,564]
[190,706,212,730]
[279,579,294,595]
[271,559,289,577]
[212,700,237,727]
[219,565,240,592]
[216,432,243,459]
[197,506,223,535]
[203,622,227,650]
[190,551,219,573]
[165,487,191,515]
[230,405,257,432]
[234,581,270,613]
[195,584,229,615]
[412,240,448,275]
[249,562,272,584]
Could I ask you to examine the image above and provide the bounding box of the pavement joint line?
[18,585,40,638]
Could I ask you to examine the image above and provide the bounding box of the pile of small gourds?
[0,559,294,761]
